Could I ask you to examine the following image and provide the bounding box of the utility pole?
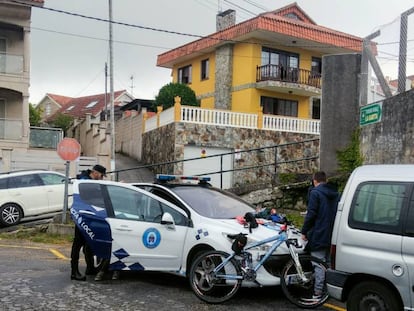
[109,0,115,173]
[398,7,414,93]
[104,62,108,121]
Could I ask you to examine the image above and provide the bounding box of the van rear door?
[401,197,414,308]
[336,182,409,290]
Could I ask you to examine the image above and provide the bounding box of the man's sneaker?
[301,294,323,303]
[112,271,120,280]
[94,271,105,281]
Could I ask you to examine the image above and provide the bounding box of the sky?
[28,0,414,105]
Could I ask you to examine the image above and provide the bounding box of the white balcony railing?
[0,53,24,75]
[181,106,258,128]
[263,115,320,134]
[144,104,320,135]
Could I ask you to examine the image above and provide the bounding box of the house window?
[178,65,192,84]
[45,103,51,116]
[201,59,209,80]
[0,99,4,139]
[0,38,6,73]
[261,47,299,81]
[86,100,98,108]
[312,98,320,119]
[260,96,298,117]
[0,98,5,118]
[311,57,322,75]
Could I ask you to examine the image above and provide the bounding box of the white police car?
[71,175,304,286]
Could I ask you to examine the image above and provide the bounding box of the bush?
[155,83,198,110]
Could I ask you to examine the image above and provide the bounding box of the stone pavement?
[0,240,340,311]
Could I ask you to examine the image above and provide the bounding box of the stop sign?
[57,138,81,161]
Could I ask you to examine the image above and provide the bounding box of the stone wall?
[215,44,233,109]
[361,89,414,164]
[141,122,319,186]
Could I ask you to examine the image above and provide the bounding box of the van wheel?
[347,281,402,311]
[0,203,22,227]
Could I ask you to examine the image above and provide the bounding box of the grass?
[0,226,73,244]
[285,211,305,228]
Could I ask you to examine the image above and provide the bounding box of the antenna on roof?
[130,75,134,97]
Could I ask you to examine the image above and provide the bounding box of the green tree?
[29,103,41,126]
[51,112,74,135]
[155,82,198,110]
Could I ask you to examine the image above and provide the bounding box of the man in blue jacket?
[301,171,339,300]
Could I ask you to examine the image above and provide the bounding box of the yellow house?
[157,3,363,120]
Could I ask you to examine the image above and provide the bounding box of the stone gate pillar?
[320,54,361,175]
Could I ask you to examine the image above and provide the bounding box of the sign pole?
[62,160,70,224]
[57,138,81,224]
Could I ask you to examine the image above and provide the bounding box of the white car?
[71,175,304,287]
[0,170,68,226]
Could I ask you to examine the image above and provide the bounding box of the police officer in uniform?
[70,164,107,281]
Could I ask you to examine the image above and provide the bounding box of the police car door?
[104,184,188,271]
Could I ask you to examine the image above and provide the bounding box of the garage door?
[183,146,233,189]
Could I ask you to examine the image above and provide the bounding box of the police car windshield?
[171,186,255,219]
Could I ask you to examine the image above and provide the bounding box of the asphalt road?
[0,239,346,311]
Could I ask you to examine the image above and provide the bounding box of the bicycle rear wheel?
[280,255,329,309]
[189,250,242,304]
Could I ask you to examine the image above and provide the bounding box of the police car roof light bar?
[156,174,211,182]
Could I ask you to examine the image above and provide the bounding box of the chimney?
[216,9,236,31]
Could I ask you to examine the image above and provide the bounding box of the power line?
[21,1,414,67]
[240,0,269,12]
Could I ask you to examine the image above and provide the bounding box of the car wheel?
[0,203,23,227]
[347,281,402,311]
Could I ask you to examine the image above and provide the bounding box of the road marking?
[0,243,68,260]
[49,248,69,260]
[324,302,346,311]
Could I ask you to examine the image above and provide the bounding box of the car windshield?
[170,186,255,219]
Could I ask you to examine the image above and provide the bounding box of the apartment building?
[0,0,43,152]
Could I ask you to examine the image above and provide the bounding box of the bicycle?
[189,222,329,308]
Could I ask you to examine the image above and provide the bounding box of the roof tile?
[157,3,363,67]
[47,90,127,120]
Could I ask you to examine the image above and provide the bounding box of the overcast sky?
[29,0,414,104]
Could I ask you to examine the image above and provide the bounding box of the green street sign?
[360,102,382,126]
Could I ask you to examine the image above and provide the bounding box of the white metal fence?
[145,105,320,134]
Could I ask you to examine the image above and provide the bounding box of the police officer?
[70,164,107,281]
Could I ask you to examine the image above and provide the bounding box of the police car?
[71,174,304,286]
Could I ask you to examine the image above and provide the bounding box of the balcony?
[0,52,24,75]
[256,65,321,96]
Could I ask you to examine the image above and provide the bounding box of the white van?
[327,165,414,311]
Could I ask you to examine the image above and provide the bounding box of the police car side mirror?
[161,212,174,225]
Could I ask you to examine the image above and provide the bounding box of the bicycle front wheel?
[280,255,329,309]
[189,250,243,304]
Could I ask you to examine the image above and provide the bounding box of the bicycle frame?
[213,227,308,283]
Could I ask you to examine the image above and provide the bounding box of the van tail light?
[330,244,336,269]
